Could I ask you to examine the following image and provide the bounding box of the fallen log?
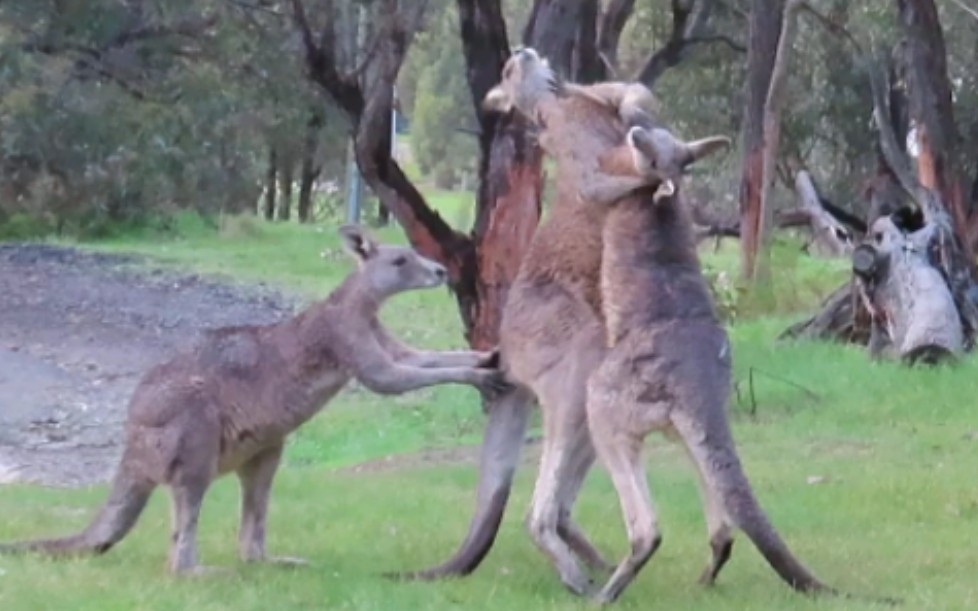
[855,216,962,364]
[781,188,978,363]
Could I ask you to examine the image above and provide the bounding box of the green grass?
[2,215,977,610]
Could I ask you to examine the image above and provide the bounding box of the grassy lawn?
[1,216,977,610]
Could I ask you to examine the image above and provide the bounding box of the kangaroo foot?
[697,537,733,586]
[560,572,598,598]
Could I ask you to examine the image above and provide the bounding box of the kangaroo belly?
[215,370,351,474]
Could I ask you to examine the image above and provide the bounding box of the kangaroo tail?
[675,409,833,596]
[389,385,533,580]
[0,470,154,557]
[713,452,832,594]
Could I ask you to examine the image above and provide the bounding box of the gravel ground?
[0,243,298,487]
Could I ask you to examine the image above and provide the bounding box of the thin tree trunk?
[263,146,277,221]
[376,109,392,227]
[755,0,803,268]
[297,112,323,224]
[277,152,294,222]
[739,0,785,281]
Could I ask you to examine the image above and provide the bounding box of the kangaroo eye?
[393,256,407,267]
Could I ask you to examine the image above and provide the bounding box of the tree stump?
[856,217,962,364]
[781,192,978,364]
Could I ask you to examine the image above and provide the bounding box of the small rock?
[806,475,828,485]
[964,431,978,441]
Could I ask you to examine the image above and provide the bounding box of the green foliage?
[701,262,740,322]
[402,5,478,190]
[701,238,850,320]
[0,213,53,241]
[0,1,348,235]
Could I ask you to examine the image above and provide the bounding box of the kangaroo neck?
[323,274,384,317]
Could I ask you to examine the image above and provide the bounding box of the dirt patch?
[0,243,299,487]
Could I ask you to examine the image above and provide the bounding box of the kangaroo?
[0,225,506,575]
[399,51,667,588]
[410,47,844,603]
[403,50,713,595]
[586,125,833,602]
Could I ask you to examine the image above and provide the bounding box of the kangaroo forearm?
[358,364,478,395]
[399,349,486,368]
[579,175,649,205]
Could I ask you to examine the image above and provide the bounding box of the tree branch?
[596,0,636,75]
[945,0,978,22]
[685,33,746,52]
[290,0,363,116]
[635,0,724,87]
[866,51,920,198]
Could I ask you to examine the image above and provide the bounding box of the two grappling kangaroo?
[0,226,506,574]
[419,47,835,602]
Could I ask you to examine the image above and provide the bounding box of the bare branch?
[684,33,746,52]
[865,52,919,197]
[798,1,863,53]
[635,0,725,87]
[290,0,363,115]
[945,0,978,21]
[596,0,636,74]
[106,14,219,49]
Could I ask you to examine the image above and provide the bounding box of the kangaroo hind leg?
[525,422,593,596]
[555,424,613,574]
[587,392,662,604]
[237,443,307,566]
[685,444,734,585]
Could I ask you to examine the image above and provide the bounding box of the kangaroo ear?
[483,85,512,113]
[684,136,732,165]
[338,225,378,262]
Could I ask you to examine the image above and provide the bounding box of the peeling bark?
[898,0,972,256]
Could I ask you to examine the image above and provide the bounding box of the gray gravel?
[0,243,299,487]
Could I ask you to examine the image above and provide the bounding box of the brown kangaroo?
[0,225,506,575]
[411,47,841,603]
[400,51,659,587]
[587,125,833,602]
[402,50,678,592]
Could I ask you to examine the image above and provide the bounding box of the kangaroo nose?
[435,266,447,280]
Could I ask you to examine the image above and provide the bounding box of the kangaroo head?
[338,225,448,297]
[866,216,906,255]
[483,47,557,118]
[626,127,731,200]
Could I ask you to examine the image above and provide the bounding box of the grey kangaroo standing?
[0,225,506,575]
[587,126,833,602]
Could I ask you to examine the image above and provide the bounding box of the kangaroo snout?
[425,260,448,286]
